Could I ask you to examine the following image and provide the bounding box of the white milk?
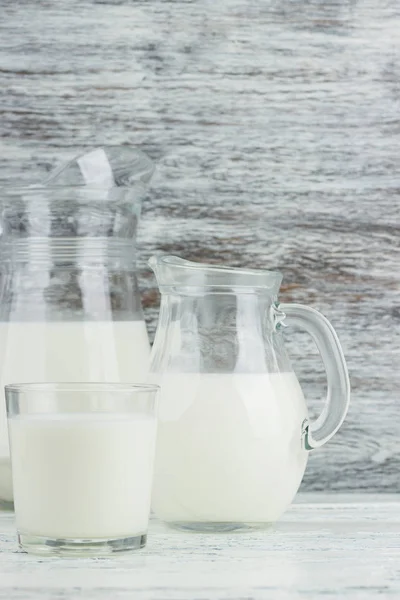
[9,413,157,539]
[0,320,150,502]
[151,372,308,524]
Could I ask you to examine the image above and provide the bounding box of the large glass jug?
[0,147,154,506]
[149,255,350,531]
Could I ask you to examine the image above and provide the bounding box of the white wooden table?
[0,495,398,599]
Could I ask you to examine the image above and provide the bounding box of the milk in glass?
[9,412,156,539]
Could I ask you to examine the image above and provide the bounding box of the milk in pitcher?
[151,372,308,526]
[0,320,150,502]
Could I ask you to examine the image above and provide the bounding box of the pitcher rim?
[157,255,281,275]
[149,255,283,289]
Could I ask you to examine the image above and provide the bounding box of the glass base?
[18,532,147,556]
[167,521,274,533]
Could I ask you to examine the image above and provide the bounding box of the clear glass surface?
[149,255,350,532]
[5,382,159,556]
[0,147,154,506]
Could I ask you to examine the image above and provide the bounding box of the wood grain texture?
[0,496,399,599]
[1,0,400,491]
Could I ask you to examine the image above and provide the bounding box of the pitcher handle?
[279,303,350,450]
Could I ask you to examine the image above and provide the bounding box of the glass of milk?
[5,382,159,557]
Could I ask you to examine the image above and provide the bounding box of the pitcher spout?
[43,146,154,188]
[0,147,155,254]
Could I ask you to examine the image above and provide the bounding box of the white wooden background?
[0,0,399,491]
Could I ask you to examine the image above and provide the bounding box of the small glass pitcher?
[149,255,350,532]
[0,147,154,506]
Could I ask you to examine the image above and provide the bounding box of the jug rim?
[149,255,283,290]
[157,254,282,275]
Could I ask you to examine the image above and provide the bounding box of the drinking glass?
[5,382,159,556]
